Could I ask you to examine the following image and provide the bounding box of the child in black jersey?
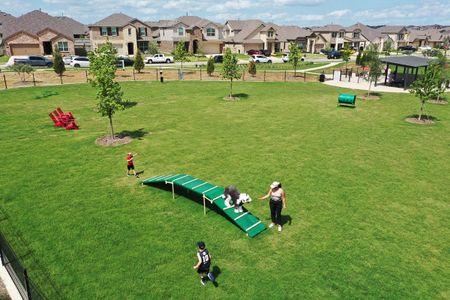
[193,241,216,285]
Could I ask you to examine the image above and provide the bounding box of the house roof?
[3,10,75,41]
[277,26,311,41]
[378,26,407,33]
[55,16,88,35]
[346,23,381,41]
[380,56,433,68]
[91,13,135,27]
[312,24,345,32]
[225,19,265,43]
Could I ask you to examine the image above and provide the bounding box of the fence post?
[85,71,88,83]
[24,269,32,300]
[132,69,136,81]
[32,73,36,86]
[242,70,245,81]
[60,75,63,85]
[264,70,266,82]
[284,70,287,82]
[156,69,158,81]
[304,72,306,82]
[3,74,7,89]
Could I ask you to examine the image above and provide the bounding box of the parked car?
[247,49,263,55]
[418,45,432,52]
[7,55,53,67]
[282,53,289,62]
[250,55,272,63]
[320,48,330,55]
[327,50,341,59]
[212,54,223,63]
[116,56,134,67]
[70,56,90,68]
[398,45,417,51]
[259,49,272,56]
[145,54,174,64]
[62,56,74,65]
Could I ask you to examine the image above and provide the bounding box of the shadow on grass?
[405,114,439,121]
[34,90,59,99]
[118,128,149,140]
[337,104,356,109]
[123,101,138,108]
[281,215,292,226]
[233,93,249,99]
[211,266,221,288]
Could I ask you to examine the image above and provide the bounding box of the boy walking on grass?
[193,241,215,286]
[126,152,139,178]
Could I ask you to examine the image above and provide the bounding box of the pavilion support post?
[172,183,175,199]
[414,67,419,81]
[203,195,206,215]
[394,65,398,81]
[404,67,408,90]
[384,63,389,85]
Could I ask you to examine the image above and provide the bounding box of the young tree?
[409,66,440,120]
[52,46,65,76]
[432,53,449,102]
[366,56,383,97]
[248,60,256,77]
[8,64,34,82]
[341,45,352,69]
[134,50,145,73]
[148,41,159,55]
[356,50,362,65]
[206,56,215,76]
[383,40,393,56]
[174,41,189,77]
[222,48,241,98]
[288,42,300,76]
[88,41,127,140]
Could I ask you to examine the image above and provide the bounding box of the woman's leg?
[269,201,276,224]
[275,201,282,225]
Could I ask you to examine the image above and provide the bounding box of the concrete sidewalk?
[0,265,23,300]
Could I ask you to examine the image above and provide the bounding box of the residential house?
[2,10,82,56]
[56,16,90,55]
[223,19,279,54]
[277,26,311,52]
[306,24,344,53]
[0,11,16,55]
[376,26,409,49]
[89,13,152,56]
[147,16,223,54]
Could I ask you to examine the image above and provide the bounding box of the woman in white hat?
[259,181,286,232]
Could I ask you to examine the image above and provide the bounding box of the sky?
[4,0,450,26]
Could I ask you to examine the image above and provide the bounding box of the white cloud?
[274,0,326,6]
[327,9,350,18]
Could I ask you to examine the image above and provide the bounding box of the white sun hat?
[270,181,280,189]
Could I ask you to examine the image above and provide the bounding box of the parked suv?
[250,55,272,63]
[327,50,341,59]
[259,49,272,56]
[7,55,53,67]
[247,49,262,55]
[212,54,223,63]
[398,45,417,51]
[70,56,90,68]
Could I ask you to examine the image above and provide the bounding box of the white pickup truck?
[145,54,174,64]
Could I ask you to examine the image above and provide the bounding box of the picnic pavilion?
[380,56,433,90]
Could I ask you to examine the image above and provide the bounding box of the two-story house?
[89,13,152,56]
[223,19,280,54]
[376,26,409,49]
[56,16,90,55]
[2,10,86,56]
[277,25,311,52]
[0,11,16,55]
[306,24,344,53]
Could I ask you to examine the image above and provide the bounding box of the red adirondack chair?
[53,109,70,125]
[65,121,79,130]
[49,112,64,128]
[57,107,73,119]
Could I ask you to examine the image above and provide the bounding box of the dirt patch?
[95,134,132,146]
[428,100,448,105]
[358,95,380,100]
[405,117,435,125]
[223,96,241,101]
[0,278,11,300]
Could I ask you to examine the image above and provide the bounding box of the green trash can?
[338,94,356,107]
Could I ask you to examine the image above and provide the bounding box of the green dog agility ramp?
[142,174,266,237]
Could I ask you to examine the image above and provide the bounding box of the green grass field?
[0,81,449,299]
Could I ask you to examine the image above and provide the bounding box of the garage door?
[10,44,40,55]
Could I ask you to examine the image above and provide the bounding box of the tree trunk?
[367,80,372,97]
[109,114,115,140]
[229,78,233,98]
[418,100,425,120]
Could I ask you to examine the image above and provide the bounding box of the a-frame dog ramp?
[142,174,266,237]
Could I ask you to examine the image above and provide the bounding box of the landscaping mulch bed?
[95,135,132,146]
[359,95,380,101]
[427,100,448,105]
[405,117,434,125]
[223,96,240,101]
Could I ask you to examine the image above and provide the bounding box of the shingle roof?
[346,23,381,41]
[380,56,433,68]
[92,13,134,27]
[313,24,345,32]
[3,10,75,41]
[277,26,311,41]
[55,16,88,35]
[225,19,265,43]
[177,16,222,29]
[378,26,407,33]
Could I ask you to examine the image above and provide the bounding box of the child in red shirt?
[126,153,138,178]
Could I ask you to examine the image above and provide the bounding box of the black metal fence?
[0,232,47,300]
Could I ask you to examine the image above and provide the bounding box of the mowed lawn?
[0,81,449,299]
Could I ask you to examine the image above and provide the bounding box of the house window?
[128,28,132,36]
[398,33,404,40]
[139,27,147,37]
[101,27,107,36]
[331,32,337,38]
[178,27,184,36]
[353,32,360,39]
[58,41,68,52]
[138,41,149,52]
[206,28,215,37]
[111,27,117,36]
[339,32,344,38]
[268,30,274,37]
